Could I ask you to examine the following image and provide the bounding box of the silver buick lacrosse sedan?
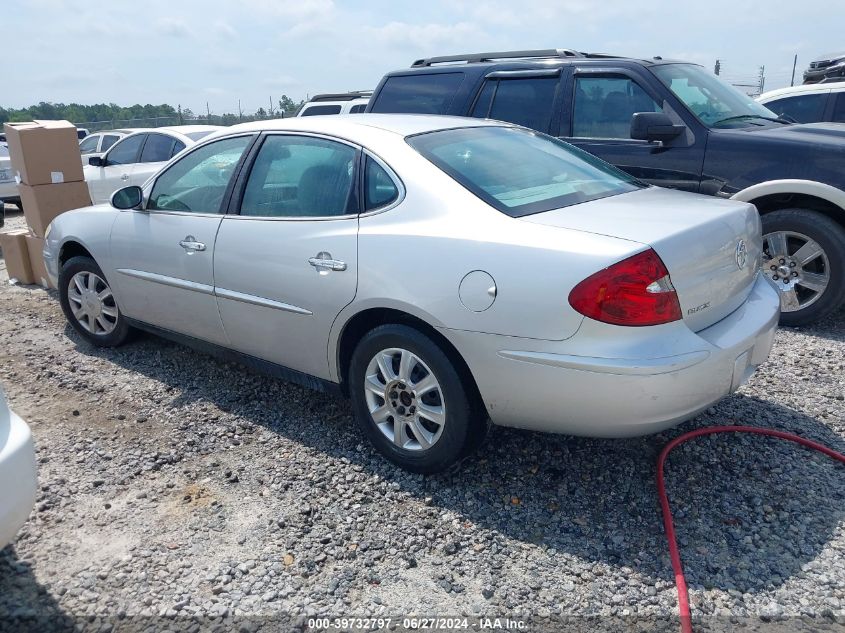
[44,115,779,472]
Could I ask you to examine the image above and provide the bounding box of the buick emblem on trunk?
[735,239,748,270]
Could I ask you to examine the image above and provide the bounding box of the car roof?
[221,113,504,138]
[758,81,845,101]
[156,125,224,134]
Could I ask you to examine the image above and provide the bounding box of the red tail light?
[568,249,682,326]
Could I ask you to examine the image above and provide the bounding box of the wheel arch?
[331,305,485,413]
[731,179,845,226]
[58,239,95,268]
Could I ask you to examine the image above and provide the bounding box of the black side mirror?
[111,186,144,210]
[630,112,686,142]
[88,156,105,167]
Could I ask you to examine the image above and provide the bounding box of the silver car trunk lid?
[522,187,762,331]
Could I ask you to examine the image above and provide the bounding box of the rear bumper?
[0,408,37,547]
[442,274,780,437]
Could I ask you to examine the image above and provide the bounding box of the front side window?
[101,135,120,151]
[572,75,661,139]
[408,126,644,217]
[106,134,145,166]
[140,133,176,163]
[79,135,99,154]
[652,63,779,128]
[364,156,399,210]
[765,94,827,123]
[148,135,252,213]
[300,105,342,116]
[240,135,359,218]
[370,72,464,114]
[471,77,558,133]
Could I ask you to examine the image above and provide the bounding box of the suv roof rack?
[411,49,586,67]
[309,90,373,102]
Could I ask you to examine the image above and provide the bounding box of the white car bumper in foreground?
[444,274,780,437]
[0,393,37,548]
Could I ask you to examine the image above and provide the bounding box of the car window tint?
[766,94,828,123]
[484,77,558,132]
[101,135,120,151]
[79,136,99,153]
[370,73,464,114]
[470,80,497,118]
[832,93,845,123]
[148,136,252,213]
[106,134,145,165]
[241,135,358,218]
[300,105,342,116]
[140,133,176,163]
[171,140,186,157]
[349,103,367,113]
[572,75,661,138]
[365,156,399,210]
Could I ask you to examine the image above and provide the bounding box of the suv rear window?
[370,73,464,114]
[408,126,643,217]
[301,105,342,116]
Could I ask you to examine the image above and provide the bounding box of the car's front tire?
[761,208,845,326]
[349,324,483,474]
[59,256,132,347]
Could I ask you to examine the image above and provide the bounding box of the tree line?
[0,96,306,127]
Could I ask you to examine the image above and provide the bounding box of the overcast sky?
[6,0,843,114]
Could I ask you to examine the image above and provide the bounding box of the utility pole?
[206,101,211,121]
[759,65,765,95]
[791,54,798,87]
[238,99,243,120]
[714,59,721,76]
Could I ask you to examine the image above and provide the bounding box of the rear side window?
[408,126,643,217]
[370,73,464,114]
[300,105,342,116]
[171,140,186,157]
[349,103,367,114]
[833,93,845,123]
[765,94,827,123]
[140,133,175,163]
[364,156,399,210]
[470,77,558,133]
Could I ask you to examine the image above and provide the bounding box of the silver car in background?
[44,115,779,473]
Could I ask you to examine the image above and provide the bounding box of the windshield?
[407,126,645,217]
[651,63,780,129]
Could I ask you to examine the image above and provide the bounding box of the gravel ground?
[0,206,844,632]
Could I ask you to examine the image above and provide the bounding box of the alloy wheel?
[67,271,118,335]
[363,348,446,451]
[762,230,830,312]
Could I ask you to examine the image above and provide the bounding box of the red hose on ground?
[657,425,845,633]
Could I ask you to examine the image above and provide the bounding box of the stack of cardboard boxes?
[0,120,91,287]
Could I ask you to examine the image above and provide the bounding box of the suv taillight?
[568,249,682,326]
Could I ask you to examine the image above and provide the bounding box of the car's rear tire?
[761,208,845,326]
[348,324,483,474]
[59,256,132,347]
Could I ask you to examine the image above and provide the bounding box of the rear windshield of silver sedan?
[407,126,645,217]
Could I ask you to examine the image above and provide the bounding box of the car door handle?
[121,174,129,181]
[179,236,206,252]
[308,254,346,271]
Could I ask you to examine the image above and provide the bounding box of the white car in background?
[84,125,222,204]
[0,385,37,548]
[78,129,139,164]
[297,91,371,117]
[0,146,19,216]
[757,81,845,124]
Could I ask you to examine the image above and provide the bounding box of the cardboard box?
[24,234,53,289]
[19,180,91,237]
[0,229,35,285]
[3,120,84,186]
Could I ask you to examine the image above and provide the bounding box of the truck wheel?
[761,209,845,326]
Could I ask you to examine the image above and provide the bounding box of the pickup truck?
[368,49,845,326]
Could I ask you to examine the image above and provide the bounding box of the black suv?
[368,49,845,326]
